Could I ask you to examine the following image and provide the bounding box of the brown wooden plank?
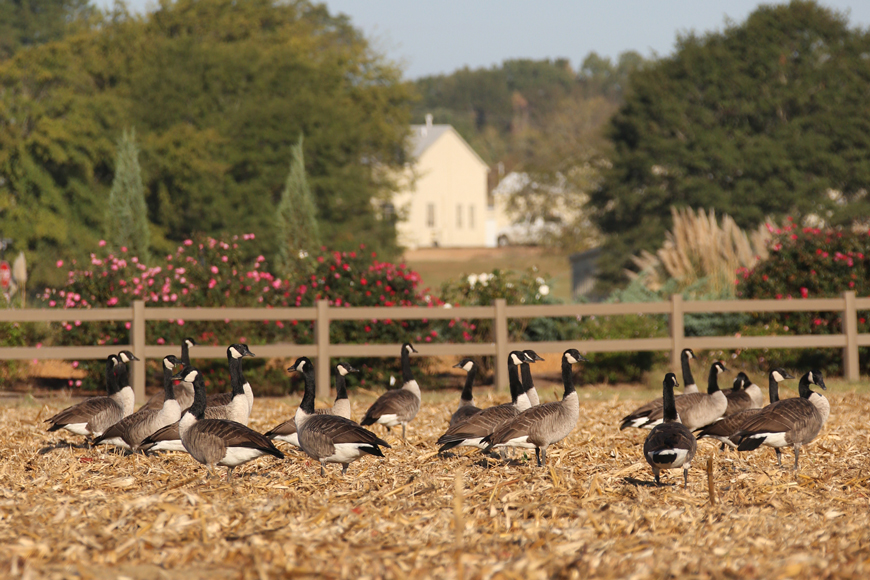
[330,343,497,357]
[0,308,133,323]
[0,346,130,360]
[687,335,846,349]
[143,307,318,321]
[328,305,494,321]
[510,338,672,353]
[681,298,844,313]
[143,344,317,359]
[507,303,670,317]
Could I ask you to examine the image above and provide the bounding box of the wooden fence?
[0,291,867,401]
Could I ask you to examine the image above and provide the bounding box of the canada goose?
[207,344,255,411]
[46,355,122,437]
[114,350,139,417]
[481,349,587,466]
[643,373,697,487]
[93,355,184,451]
[723,373,756,416]
[521,350,544,406]
[735,370,829,470]
[140,338,197,411]
[437,351,529,453]
[448,359,482,427]
[139,351,254,453]
[695,368,792,449]
[290,357,390,476]
[360,343,421,441]
[637,361,729,430]
[174,367,283,481]
[265,362,356,447]
[618,348,699,430]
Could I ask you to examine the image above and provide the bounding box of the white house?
[393,115,491,249]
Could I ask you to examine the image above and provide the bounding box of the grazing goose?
[448,359,482,427]
[265,362,356,448]
[643,373,697,487]
[521,350,545,406]
[618,348,699,430]
[290,357,390,476]
[139,351,254,453]
[360,343,421,441]
[140,338,197,411]
[93,355,184,451]
[174,367,283,481]
[637,361,729,430]
[481,349,587,466]
[46,355,123,438]
[695,368,792,449]
[735,370,829,470]
[437,351,529,453]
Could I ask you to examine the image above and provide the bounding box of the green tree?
[276,134,320,277]
[590,1,870,289]
[107,128,149,259]
[0,0,96,60]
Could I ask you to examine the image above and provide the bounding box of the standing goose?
[46,355,122,437]
[175,367,283,481]
[521,350,545,406]
[481,349,587,466]
[618,348,699,430]
[290,357,390,476]
[113,350,139,418]
[437,351,529,453]
[360,343,421,441]
[207,344,255,411]
[93,355,184,451]
[139,350,254,453]
[637,361,729,430]
[695,368,793,449]
[265,362,356,448]
[723,373,755,416]
[140,338,197,411]
[643,373,697,487]
[735,370,829,470]
[448,359,482,427]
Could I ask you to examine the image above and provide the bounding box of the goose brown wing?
[207,392,233,407]
[47,396,121,429]
[303,415,391,447]
[641,393,705,425]
[619,397,664,426]
[485,402,562,446]
[724,391,752,415]
[361,390,418,424]
[140,421,180,446]
[93,408,158,446]
[450,405,483,427]
[265,409,331,438]
[140,392,165,411]
[644,423,697,457]
[437,404,518,445]
[194,419,284,457]
[695,408,761,439]
[736,398,815,435]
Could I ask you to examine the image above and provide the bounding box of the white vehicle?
[496,215,562,247]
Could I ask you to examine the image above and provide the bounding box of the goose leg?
[320,462,326,477]
[540,447,547,467]
[793,443,801,471]
[683,467,689,488]
[342,463,349,476]
[535,448,541,467]
[226,467,235,483]
[401,423,406,442]
[775,448,782,467]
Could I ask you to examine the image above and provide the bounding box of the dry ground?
[1,384,869,580]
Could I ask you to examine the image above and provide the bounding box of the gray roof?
[409,124,452,158]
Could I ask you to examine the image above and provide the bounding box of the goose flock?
[44,340,831,487]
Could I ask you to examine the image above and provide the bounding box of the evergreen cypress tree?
[276,134,320,278]
[107,129,150,260]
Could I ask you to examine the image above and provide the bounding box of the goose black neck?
[228,356,245,396]
[335,371,349,401]
[460,366,476,402]
[768,374,781,404]
[115,361,130,393]
[299,368,317,414]
[507,362,521,404]
[163,364,176,400]
[798,374,813,399]
[181,342,191,367]
[105,358,117,395]
[561,357,576,398]
[189,375,207,419]
[520,363,535,394]
[681,352,695,387]
[401,348,414,383]
[707,366,721,394]
[662,380,678,422]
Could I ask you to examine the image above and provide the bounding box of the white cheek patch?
[510,354,523,365]
[164,359,174,369]
[807,371,814,384]
[230,347,242,359]
[184,371,198,383]
[337,365,348,376]
[772,371,784,382]
[296,360,307,371]
[463,362,474,371]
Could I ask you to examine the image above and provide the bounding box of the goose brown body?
[643,373,697,487]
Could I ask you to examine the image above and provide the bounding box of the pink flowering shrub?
[736,220,870,373]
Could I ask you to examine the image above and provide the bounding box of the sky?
[93,0,870,79]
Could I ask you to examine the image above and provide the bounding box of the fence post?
[669,294,684,373]
[132,300,146,403]
[315,299,330,399]
[493,298,509,393]
[843,290,859,381]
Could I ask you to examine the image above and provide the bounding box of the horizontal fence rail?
[0,291,867,401]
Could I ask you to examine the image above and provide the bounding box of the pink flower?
[184,239,193,246]
[125,322,131,330]
[211,266,219,274]
[208,279,217,289]
[75,380,82,387]
[98,240,106,247]
[107,297,119,306]
[120,246,127,253]
[157,337,165,345]
[56,260,64,268]
[177,319,185,326]
[221,256,228,262]
[49,300,56,307]
[800,288,808,299]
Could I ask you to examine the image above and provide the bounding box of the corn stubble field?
[2,384,869,580]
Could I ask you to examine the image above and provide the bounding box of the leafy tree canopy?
[0,0,96,60]
[589,0,870,289]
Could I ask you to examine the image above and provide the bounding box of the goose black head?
[563,349,587,365]
[733,371,750,391]
[682,348,695,359]
[335,362,358,376]
[508,351,526,366]
[183,337,197,348]
[769,368,794,382]
[663,372,679,389]
[118,350,139,363]
[228,343,255,359]
[163,355,183,370]
[806,370,827,390]
[402,342,419,355]
[523,350,545,362]
[453,358,476,372]
[712,361,728,374]
[172,366,200,383]
[288,357,313,374]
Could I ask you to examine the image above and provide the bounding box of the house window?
[427,203,435,227]
[469,205,475,228]
[456,204,462,228]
